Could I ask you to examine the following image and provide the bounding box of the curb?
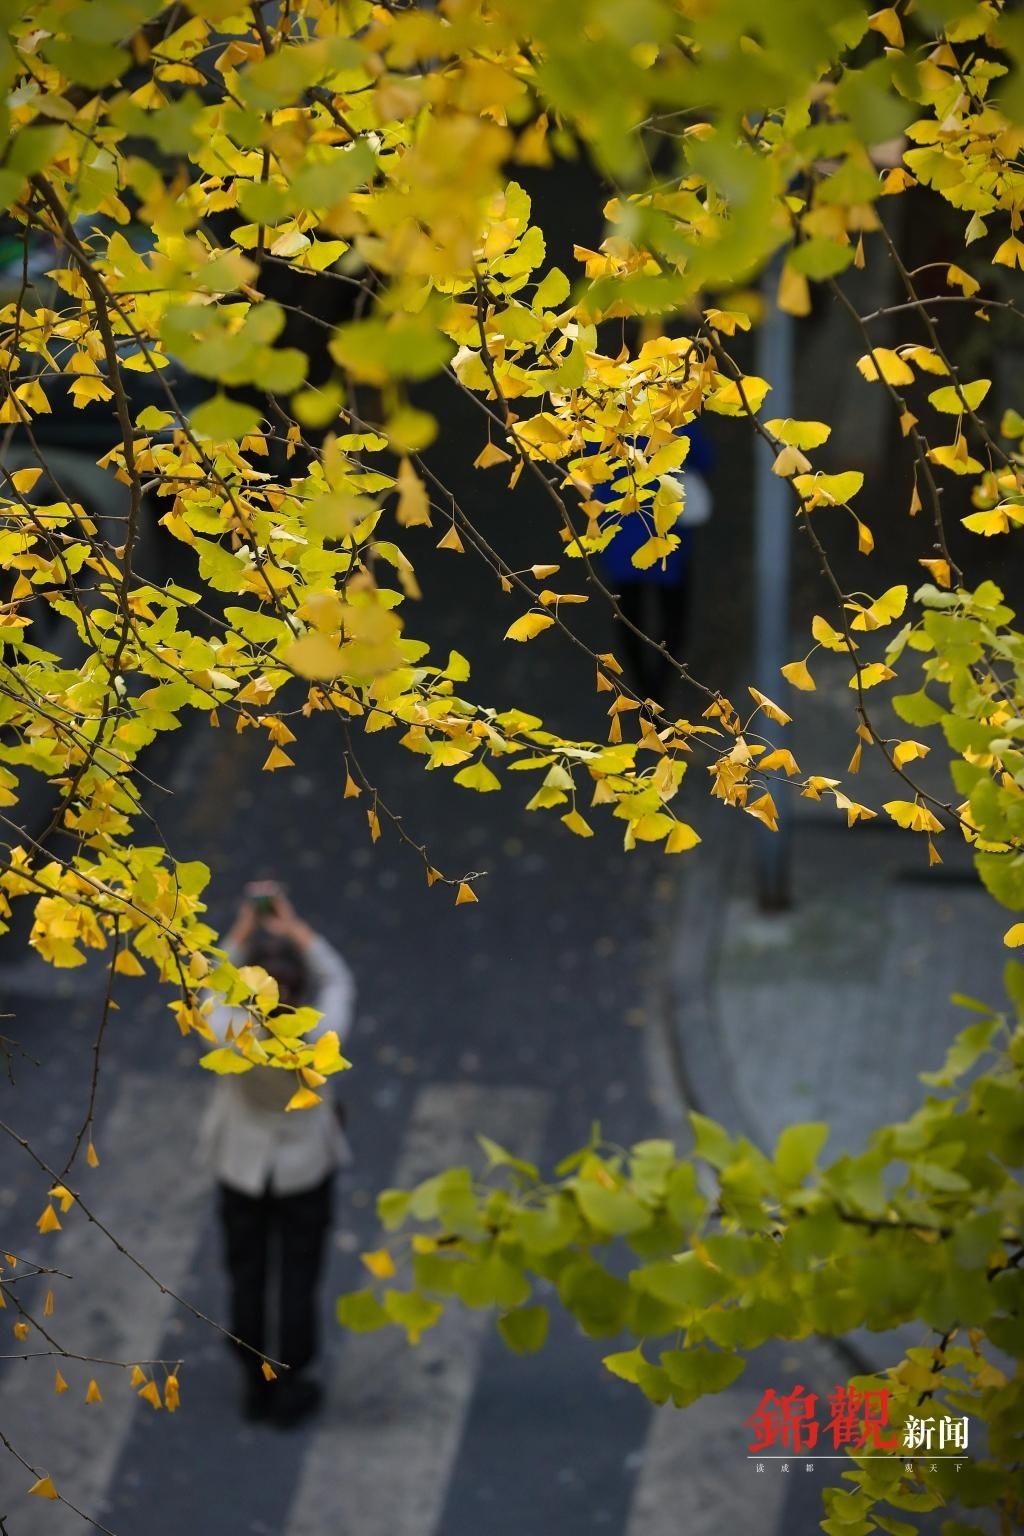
[657,810,876,1383]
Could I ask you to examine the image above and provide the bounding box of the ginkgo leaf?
[1003,923,1024,947]
[10,467,43,495]
[285,1086,322,1112]
[455,882,478,905]
[36,1205,61,1234]
[856,348,914,386]
[883,800,944,833]
[759,748,800,776]
[893,740,929,768]
[848,585,907,631]
[436,523,465,553]
[165,1375,180,1413]
[748,687,792,725]
[85,1379,102,1404]
[138,1379,162,1409]
[474,440,512,469]
[771,444,812,477]
[868,7,904,47]
[927,379,990,414]
[781,659,815,691]
[262,746,295,772]
[664,822,701,853]
[130,1365,147,1388]
[285,633,346,681]
[929,440,984,475]
[918,558,951,587]
[454,761,501,793]
[395,457,431,527]
[993,236,1024,270]
[765,418,831,449]
[745,793,779,831]
[561,809,594,837]
[261,1361,277,1381]
[361,1248,397,1279]
[946,264,979,297]
[792,471,864,507]
[54,1370,68,1394]
[504,612,555,642]
[850,663,897,688]
[28,1476,59,1500]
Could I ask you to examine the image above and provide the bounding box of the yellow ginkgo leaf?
[893,740,929,768]
[850,663,896,689]
[129,1365,147,1388]
[868,6,904,46]
[395,456,431,527]
[504,612,555,642]
[285,633,346,681]
[455,881,478,905]
[436,523,465,553]
[918,558,951,588]
[261,1361,277,1381]
[14,1320,29,1340]
[54,1370,69,1394]
[848,585,907,631]
[759,748,800,776]
[36,1205,61,1235]
[138,1379,162,1409]
[665,822,701,853]
[764,418,831,449]
[49,1185,75,1213]
[285,1085,322,1112]
[748,687,792,725]
[883,800,943,833]
[28,1476,59,1500]
[1003,923,1024,947]
[856,348,914,386]
[561,809,594,838]
[777,261,810,317]
[10,467,43,495]
[165,1374,180,1413]
[781,659,815,691]
[946,264,980,297]
[262,745,295,772]
[928,440,984,475]
[771,444,812,477]
[473,440,512,469]
[993,236,1024,270]
[745,793,779,831]
[85,1379,103,1404]
[361,1248,397,1279]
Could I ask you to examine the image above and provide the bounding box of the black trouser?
[617,577,690,702]
[218,1177,332,1376]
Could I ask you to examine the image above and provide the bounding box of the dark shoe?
[272,1373,323,1429]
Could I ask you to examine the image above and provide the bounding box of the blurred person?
[202,882,355,1427]
[596,421,714,701]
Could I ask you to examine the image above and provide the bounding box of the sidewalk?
[664,652,1006,1368]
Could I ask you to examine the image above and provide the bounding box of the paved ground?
[0,439,1004,1535]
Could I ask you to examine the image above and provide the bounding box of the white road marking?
[0,1072,212,1531]
[625,1390,788,1536]
[286,1083,551,1536]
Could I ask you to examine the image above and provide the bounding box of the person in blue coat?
[592,421,713,701]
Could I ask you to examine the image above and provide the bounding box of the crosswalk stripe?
[0,1072,211,1532]
[625,1390,787,1536]
[285,1083,551,1536]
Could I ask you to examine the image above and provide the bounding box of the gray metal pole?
[753,258,794,911]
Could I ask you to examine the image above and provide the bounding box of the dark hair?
[243,931,309,1009]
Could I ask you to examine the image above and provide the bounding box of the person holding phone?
[200,883,355,1427]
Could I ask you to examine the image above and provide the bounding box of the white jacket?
[200,934,356,1196]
